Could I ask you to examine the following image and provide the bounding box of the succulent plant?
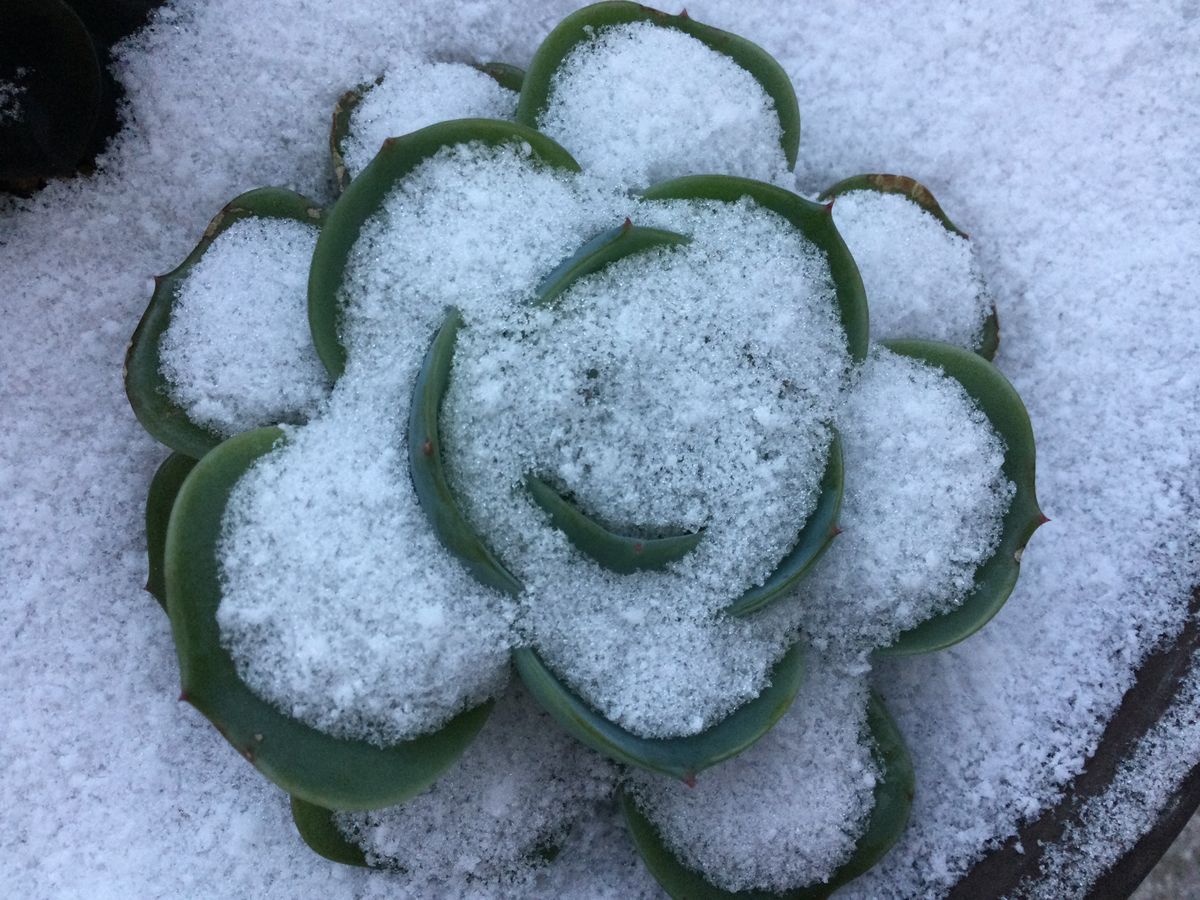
[126,2,1044,895]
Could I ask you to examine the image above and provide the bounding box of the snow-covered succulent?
[126,3,1043,895]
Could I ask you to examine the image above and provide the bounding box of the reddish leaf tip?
[622,216,633,232]
[831,524,844,537]
[633,542,645,555]
[679,8,690,18]
[683,773,697,788]
[177,691,189,703]
[422,439,434,457]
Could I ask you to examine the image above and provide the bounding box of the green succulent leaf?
[525,474,703,574]
[124,187,326,458]
[165,426,494,810]
[534,220,690,308]
[409,307,523,596]
[513,643,805,781]
[517,1,801,169]
[641,175,870,363]
[620,691,914,900]
[820,174,966,237]
[875,340,1045,657]
[290,796,369,867]
[330,64,527,193]
[329,79,380,194]
[309,118,582,380]
[727,430,843,618]
[521,220,699,573]
[473,61,526,92]
[976,309,1000,362]
[819,174,999,361]
[145,451,197,610]
[289,793,570,872]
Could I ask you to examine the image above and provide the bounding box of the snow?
[774,347,1013,658]
[158,216,330,436]
[830,189,993,348]
[334,683,616,888]
[2,0,1198,898]
[537,21,789,189]
[446,194,849,737]
[339,61,517,181]
[627,657,877,892]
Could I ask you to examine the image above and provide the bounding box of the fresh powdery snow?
[831,189,993,348]
[772,347,1013,658]
[339,60,517,181]
[334,684,616,887]
[216,403,515,746]
[446,195,849,737]
[218,141,602,743]
[628,657,878,892]
[537,21,789,188]
[158,217,330,436]
[3,1,1199,899]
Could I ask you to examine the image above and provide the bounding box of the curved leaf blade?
[525,474,702,573]
[641,175,869,363]
[328,79,379,194]
[165,426,494,810]
[875,340,1045,657]
[409,308,522,596]
[309,118,582,379]
[819,173,999,360]
[513,643,804,781]
[145,451,197,610]
[124,187,326,458]
[290,796,369,868]
[620,691,914,899]
[474,61,525,93]
[727,430,843,617]
[517,1,801,168]
[534,221,690,308]
[819,173,967,237]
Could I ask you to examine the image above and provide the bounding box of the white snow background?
[2,1,1198,897]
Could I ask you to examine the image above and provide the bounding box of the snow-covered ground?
[2,1,1198,897]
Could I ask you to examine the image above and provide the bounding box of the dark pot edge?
[950,586,1200,898]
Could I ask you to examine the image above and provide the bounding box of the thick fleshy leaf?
[474,61,525,92]
[289,793,566,872]
[620,691,914,899]
[820,174,999,361]
[124,188,325,458]
[145,451,197,610]
[641,175,869,363]
[726,430,843,617]
[165,426,494,809]
[309,118,581,379]
[290,796,368,867]
[409,308,522,596]
[516,1,801,169]
[328,79,378,194]
[875,340,1044,657]
[521,219,701,573]
[525,474,702,574]
[512,643,805,781]
[329,64,526,194]
[533,220,690,308]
